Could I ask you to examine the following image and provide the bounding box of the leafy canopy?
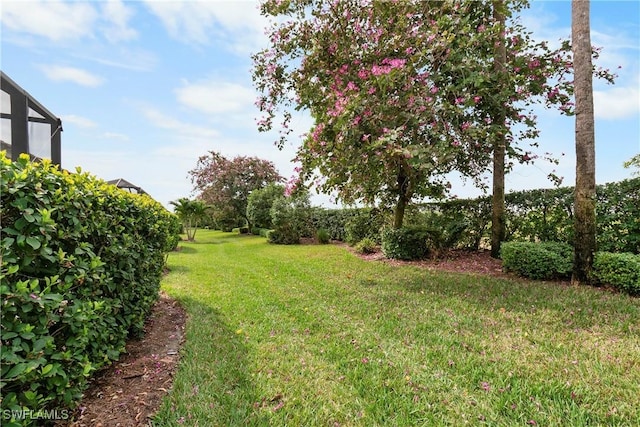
[253,0,615,227]
[189,151,283,228]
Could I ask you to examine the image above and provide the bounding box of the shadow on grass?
[393,268,639,333]
[166,264,190,274]
[174,245,198,254]
[152,296,270,426]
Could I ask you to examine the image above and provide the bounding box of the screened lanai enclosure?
[1,71,62,166]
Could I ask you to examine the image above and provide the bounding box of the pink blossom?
[461,122,470,131]
[368,87,376,95]
[358,69,369,79]
[371,65,391,76]
[346,81,358,91]
[452,140,461,147]
[430,86,438,94]
[455,97,465,105]
[473,96,482,104]
[353,115,361,125]
[386,58,406,68]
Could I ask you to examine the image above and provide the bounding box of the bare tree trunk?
[572,0,596,285]
[491,0,507,258]
[393,168,409,229]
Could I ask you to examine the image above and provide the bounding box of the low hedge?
[0,153,180,424]
[501,241,573,280]
[592,252,640,296]
[381,227,430,260]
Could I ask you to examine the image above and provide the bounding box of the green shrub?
[0,153,179,422]
[247,184,285,230]
[232,226,250,234]
[268,192,313,245]
[316,228,330,244]
[500,241,573,280]
[592,252,640,296]
[266,228,298,245]
[260,228,271,238]
[381,227,430,260]
[355,237,377,254]
[311,208,353,241]
[345,208,385,245]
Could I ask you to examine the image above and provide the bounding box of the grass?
[153,230,640,426]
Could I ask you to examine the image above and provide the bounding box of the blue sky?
[1,1,638,209]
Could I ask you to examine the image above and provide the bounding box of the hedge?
[381,226,430,260]
[416,177,639,253]
[592,252,640,296]
[0,153,180,425]
[500,241,573,280]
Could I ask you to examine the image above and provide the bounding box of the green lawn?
[153,230,640,426]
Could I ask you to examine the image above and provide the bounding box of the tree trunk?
[393,168,409,229]
[572,0,596,285]
[394,194,407,229]
[490,0,507,259]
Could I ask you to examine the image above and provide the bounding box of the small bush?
[345,208,385,245]
[266,228,298,245]
[381,227,430,260]
[260,228,271,238]
[355,237,377,254]
[592,252,640,296]
[316,228,330,244]
[501,241,573,280]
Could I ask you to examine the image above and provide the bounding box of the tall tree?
[572,0,596,284]
[189,151,283,231]
[254,0,613,230]
[490,0,507,258]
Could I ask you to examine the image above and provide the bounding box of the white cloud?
[41,65,105,87]
[102,132,130,142]
[60,114,97,129]
[76,48,158,72]
[0,0,97,41]
[175,79,256,115]
[101,0,138,43]
[142,0,267,52]
[141,107,220,142]
[594,84,640,120]
[1,0,138,45]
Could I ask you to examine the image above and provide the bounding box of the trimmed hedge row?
[417,177,639,253]
[0,153,180,424]
[501,241,640,295]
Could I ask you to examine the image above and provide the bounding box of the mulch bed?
[62,293,186,427]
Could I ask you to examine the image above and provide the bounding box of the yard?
[151,230,639,426]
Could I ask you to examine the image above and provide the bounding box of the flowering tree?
[253,0,614,232]
[189,151,283,231]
